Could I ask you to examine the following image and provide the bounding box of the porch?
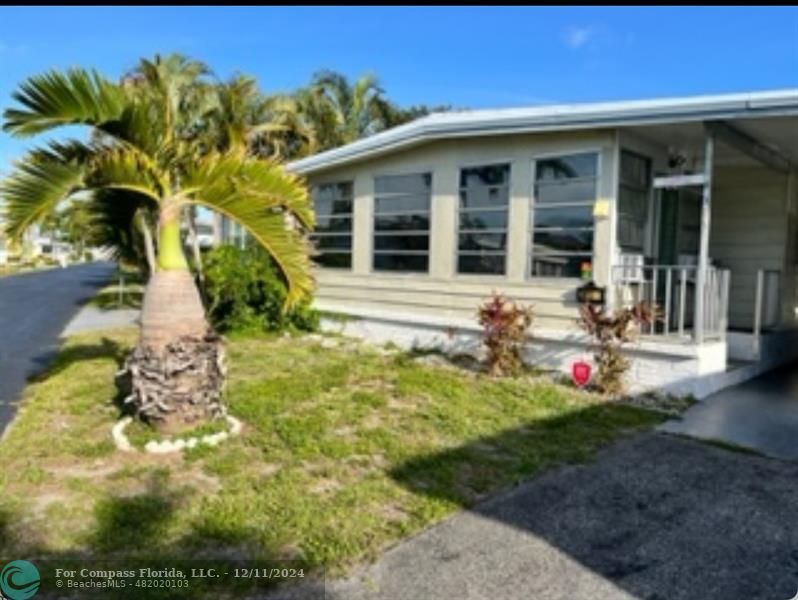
[609,113,798,369]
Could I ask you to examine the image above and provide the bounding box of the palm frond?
[85,189,156,272]
[97,100,164,157]
[3,69,125,137]
[183,154,315,306]
[1,141,91,240]
[85,145,168,202]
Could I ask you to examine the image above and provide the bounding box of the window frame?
[527,149,602,281]
[371,171,433,274]
[454,161,512,277]
[309,180,355,270]
[617,148,653,254]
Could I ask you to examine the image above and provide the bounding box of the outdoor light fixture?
[576,281,606,306]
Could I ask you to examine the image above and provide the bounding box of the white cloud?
[564,26,595,50]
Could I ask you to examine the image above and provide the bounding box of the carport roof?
[288,89,798,175]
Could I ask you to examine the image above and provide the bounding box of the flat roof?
[288,89,798,175]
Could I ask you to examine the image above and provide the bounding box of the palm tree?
[1,63,314,432]
[208,75,316,160]
[300,70,394,150]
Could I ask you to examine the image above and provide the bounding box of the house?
[241,90,798,397]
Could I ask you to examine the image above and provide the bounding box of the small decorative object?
[112,415,243,454]
[571,360,592,387]
[576,280,605,306]
[580,261,593,281]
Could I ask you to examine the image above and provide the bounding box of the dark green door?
[658,189,679,265]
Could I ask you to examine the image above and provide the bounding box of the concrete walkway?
[0,262,115,435]
[659,362,798,460]
[269,433,798,600]
[62,304,140,335]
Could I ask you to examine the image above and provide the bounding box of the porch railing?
[612,264,731,342]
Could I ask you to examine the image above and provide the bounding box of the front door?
[656,187,701,265]
[655,187,703,331]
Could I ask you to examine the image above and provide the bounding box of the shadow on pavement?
[390,416,798,600]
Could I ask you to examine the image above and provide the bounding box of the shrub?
[477,292,534,377]
[577,302,653,396]
[202,244,319,334]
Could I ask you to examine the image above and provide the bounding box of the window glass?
[617,150,652,252]
[530,153,598,278]
[535,154,597,181]
[457,164,510,274]
[458,254,506,275]
[373,173,431,273]
[532,255,592,278]
[310,181,354,269]
[373,253,428,272]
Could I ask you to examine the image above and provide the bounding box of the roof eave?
[288,92,798,175]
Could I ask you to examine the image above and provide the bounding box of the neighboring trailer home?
[238,90,798,397]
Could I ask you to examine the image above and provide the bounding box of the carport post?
[694,131,714,344]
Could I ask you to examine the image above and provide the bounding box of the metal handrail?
[612,264,731,342]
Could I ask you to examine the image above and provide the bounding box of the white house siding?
[710,166,792,330]
[306,130,618,331]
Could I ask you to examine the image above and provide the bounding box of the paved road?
[660,362,798,460]
[0,262,115,435]
[271,434,798,600]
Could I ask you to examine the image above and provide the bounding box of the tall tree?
[299,70,393,150]
[1,61,314,431]
[208,75,315,160]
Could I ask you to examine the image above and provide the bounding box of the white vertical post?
[651,268,659,335]
[753,269,764,357]
[664,268,672,336]
[694,132,714,343]
[679,268,687,337]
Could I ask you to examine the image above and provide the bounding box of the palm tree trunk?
[123,203,224,433]
[139,270,207,350]
[140,206,207,350]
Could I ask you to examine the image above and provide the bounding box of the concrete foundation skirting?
[319,306,793,399]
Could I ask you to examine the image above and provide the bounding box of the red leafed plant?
[577,301,654,396]
[477,292,534,377]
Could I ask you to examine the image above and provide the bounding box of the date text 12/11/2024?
[194,568,306,579]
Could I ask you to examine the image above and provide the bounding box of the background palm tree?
[209,75,316,160]
[299,70,393,150]
[1,60,314,431]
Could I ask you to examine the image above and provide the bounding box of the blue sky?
[0,6,796,171]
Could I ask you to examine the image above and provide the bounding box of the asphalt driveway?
[0,262,115,435]
[270,433,798,600]
[660,362,798,460]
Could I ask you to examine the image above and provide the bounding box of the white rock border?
[112,415,243,454]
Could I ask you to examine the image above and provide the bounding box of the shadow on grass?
[390,402,661,506]
[389,405,798,600]
[1,472,326,600]
[27,337,129,385]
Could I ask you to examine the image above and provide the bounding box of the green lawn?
[0,328,663,596]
